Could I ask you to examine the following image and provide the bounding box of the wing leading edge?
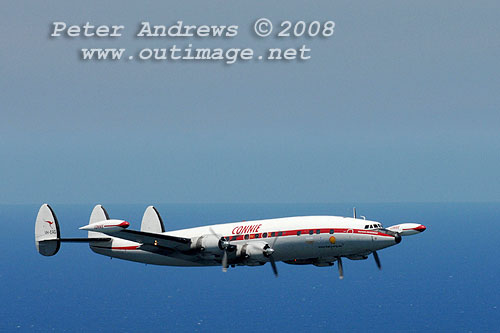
[120,229,191,250]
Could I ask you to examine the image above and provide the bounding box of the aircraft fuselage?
[90,216,401,267]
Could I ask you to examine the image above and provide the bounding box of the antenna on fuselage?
[353,207,357,219]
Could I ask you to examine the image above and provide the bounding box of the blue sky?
[1,1,500,204]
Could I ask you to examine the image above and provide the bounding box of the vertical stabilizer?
[141,206,165,233]
[35,204,61,256]
[88,204,110,238]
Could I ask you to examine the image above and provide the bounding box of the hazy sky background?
[1,1,499,204]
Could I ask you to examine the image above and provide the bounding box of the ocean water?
[1,203,498,331]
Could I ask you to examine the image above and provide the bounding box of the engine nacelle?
[79,219,129,233]
[240,241,269,262]
[387,223,426,236]
[192,234,221,253]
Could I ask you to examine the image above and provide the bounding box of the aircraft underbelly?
[273,234,373,261]
[90,246,204,266]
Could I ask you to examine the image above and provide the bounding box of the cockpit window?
[365,225,369,229]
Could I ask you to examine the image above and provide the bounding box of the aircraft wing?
[80,217,194,255]
[111,229,192,252]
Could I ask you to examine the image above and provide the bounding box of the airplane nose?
[415,225,426,232]
[395,233,402,244]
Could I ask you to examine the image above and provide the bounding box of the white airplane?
[35,204,426,279]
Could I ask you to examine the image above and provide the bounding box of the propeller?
[373,251,382,270]
[221,249,228,272]
[209,227,236,272]
[337,256,344,279]
[263,244,278,277]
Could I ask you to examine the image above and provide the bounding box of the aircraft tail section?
[141,206,165,233]
[35,204,61,256]
[34,204,112,256]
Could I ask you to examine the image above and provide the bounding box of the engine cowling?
[79,219,129,233]
[192,234,221,252]
[239,241,270,262]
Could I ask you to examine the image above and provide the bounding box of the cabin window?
[254,234,260,239]
[297,231,301,236]
[244,234,249,240]
[231,236,237,241]
[278,231,283,236]
[271,232,276,237]
[316,229,321,234]
[329,229,334,234]
[263,232,268,238]
[309,230,314,235]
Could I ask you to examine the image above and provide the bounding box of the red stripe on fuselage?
[96,228,394,251]
[223,228,394,241]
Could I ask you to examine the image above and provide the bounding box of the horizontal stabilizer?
[60,238,112,243]
[141,206,165,233]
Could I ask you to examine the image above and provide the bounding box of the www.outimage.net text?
[49,19,336,64]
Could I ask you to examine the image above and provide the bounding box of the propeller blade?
[262,244,278,277]
[222,250,228,272]
[373,251,382,270]
[337,257,344,280]
[269,255,278,277]
[208,227,221,238]
[210,227,233,272]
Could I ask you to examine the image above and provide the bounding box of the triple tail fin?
[35,204,61,256]
[141,206,165,233]
[34,204,111,256]
[88,204,110,238]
